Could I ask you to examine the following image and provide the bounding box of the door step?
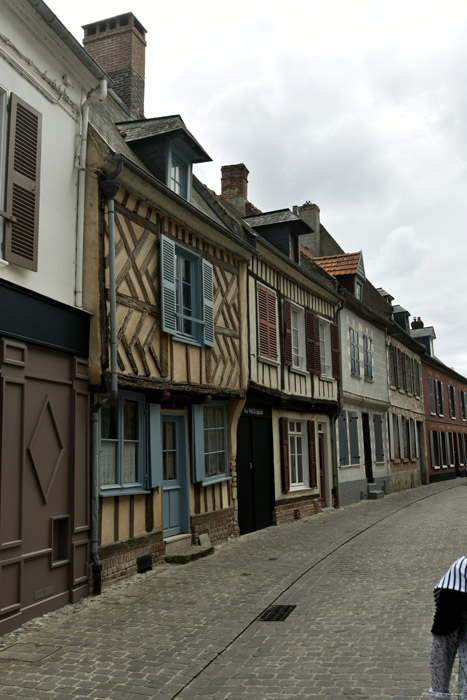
[164,533,214,564]
[367,485,384,499]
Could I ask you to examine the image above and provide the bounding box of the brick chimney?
[411,317,424,330]
[221,164,249,216]
[83,13,147,119]
[295,202,321,255]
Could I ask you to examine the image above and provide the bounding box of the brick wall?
[273,495,322,525]
[191,507,237,544]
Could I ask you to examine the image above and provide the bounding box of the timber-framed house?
[81,15,254,586]
[219,165,341,534]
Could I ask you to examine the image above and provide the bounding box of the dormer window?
[167,143,192,201]
[355,279,363,300]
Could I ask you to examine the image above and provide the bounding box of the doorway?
[161,414,189,537]
[236,411,274,535]
[362,412,374,483]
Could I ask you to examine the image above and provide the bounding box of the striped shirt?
[434,557,467,604]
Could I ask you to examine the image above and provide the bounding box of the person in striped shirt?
[430,557,467,699]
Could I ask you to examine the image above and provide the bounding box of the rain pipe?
[330,299,344,509]
[90,162,122,593]
[75,79,107,308]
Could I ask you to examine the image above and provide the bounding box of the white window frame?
[363,335,373,381]
[291,304,306,372]
[288,420,309,490]
[350,328,360,377]
[319,319,332,378]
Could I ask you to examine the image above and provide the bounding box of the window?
[355,279,363,300]
[434,380,444,416]
[288,421,308,489]
[430,430,441,469]
[257,283,278,361]
[167,143,192,201]
[363,335,373,380]
[160,235,214,347]
[337,410,360,466]
[0,91,41,270]
[350,328,360,376]
[100,392,146,493]
[192,403,228,484]
[460,390,467,421]
[428,377,436,415]
[285,303,306,371]
[319,321,332,378]
[389,413,402,460]
[448,385,457,419]
[279,418,317,492]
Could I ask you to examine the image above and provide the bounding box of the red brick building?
[412,320,467,481]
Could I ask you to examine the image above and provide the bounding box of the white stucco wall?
[0,0,98,307]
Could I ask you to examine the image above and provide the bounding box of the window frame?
[99,391,147,496]
[350,328,360,377]
[291,303,306,372]
[160,235,214,347]
[318,319,332,378]
[363,335,373,381]
[192,402,230,486]
[288,419,309,490]
[167,141,193,202]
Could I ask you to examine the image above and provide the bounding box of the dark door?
[362,412,374,483]
[0,341,89,634]
[236,414,274,535]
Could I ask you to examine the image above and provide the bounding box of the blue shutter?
[349,411,359,464]
[338,412,349,466]
[202,259,214,347]
[148,404,162,487]
[192,404,205,482]
[373,414,384,462]
[160,235,177,335]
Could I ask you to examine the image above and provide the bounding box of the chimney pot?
[411,317,424,329]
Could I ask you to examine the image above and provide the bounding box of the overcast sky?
[47,0,467,374]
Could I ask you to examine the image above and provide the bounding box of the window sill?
[258,356,280,367]
[364,377,374,383]
[351,373,361,379]
[200,475,232,487]
[320,375,335,383]
[100,488,150,497]
[290,366,309,377]
[173,334,203,348]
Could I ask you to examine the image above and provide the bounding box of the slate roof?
[116,115,211,162]
[244,209,311,234]
[307,252,362,277]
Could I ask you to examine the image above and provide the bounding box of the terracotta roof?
[309,251,362,277]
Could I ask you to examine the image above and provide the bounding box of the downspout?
[330,299,344,508]
[75,79,107,308]
[90,165,122,594]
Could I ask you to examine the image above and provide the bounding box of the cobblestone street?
[0,479,466,700]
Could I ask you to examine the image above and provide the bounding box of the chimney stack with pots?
[411,317,424,330]
[221,164,249,216]
[83,13,147,119]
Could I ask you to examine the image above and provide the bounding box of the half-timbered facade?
[220,166,341,533]
[82,16,254,586]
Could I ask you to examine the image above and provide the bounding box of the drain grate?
[258,604,296,622]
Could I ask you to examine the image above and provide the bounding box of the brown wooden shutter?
[397,349,403,389]
[330,322,340,380]
[279,417,290,493]
[305,309,320,374]
[283,299,292,366]
[389,345,395,385]
[308,420,318,488]
[4,94,42,271]
[257,283,278,361]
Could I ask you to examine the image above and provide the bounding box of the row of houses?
[1,0,465,634]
